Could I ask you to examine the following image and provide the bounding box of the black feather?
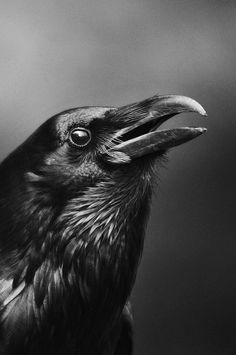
[0,96,205,354]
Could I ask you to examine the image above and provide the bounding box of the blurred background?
[0,0,235,354]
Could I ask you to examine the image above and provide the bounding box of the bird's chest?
[60,199,144,296]
[32,226,139,354]
[63,225,139,314]
[1,184,151,354]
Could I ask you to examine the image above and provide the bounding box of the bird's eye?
[69,128,91,147]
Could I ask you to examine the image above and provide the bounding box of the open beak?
[108,95,207,160]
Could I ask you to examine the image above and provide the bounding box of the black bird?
[0,94,206,355]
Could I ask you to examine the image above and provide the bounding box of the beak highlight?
[108,95,207,161]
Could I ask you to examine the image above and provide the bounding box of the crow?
[0,94,206,355]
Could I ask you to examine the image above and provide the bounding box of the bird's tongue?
[109,95,207,160]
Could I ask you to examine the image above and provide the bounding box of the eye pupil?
[70,128,91,147]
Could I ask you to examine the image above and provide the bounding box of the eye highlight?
[69,128,91,147]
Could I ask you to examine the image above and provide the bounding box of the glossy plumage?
[0,95,206,354]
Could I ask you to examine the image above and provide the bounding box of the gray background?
[0,1,235,354]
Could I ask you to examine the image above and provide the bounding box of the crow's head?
[2,95,206,191]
